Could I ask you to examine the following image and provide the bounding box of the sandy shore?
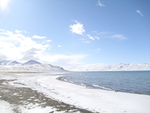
[0,73,92,113]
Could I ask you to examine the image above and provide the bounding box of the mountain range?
[0,60,150,72]
[86,63,150,71]
[0,60,67,73]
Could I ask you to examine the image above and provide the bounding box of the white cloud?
[70,21,85,35]
[137,10,143,17]
[47,40,51,42]
[69,21,101,43]
[21,48,41,61]
[15,30,22,33]
[79,38,90,43]
[111,34,126,40]
[58,45,61,47]
[32,35,47,39]
[86,34,95,40]
[0,30,13,35]
[96,48,101,53]
[86,34,100,40]
[15,30,27,34]
[97,31,127,40]
[95,36,100,40]
[97,0,105,7]
[0,29,49,61]
[85,41,90,43]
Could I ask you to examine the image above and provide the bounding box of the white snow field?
[8,74,149,113]
[0,99,65,113]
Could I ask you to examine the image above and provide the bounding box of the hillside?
[0,60,67,73]
[98,63,150,71]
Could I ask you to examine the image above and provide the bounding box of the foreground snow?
[0,99,65,113]
[7,74,149,113]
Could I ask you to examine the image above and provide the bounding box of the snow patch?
[0,100,14,113]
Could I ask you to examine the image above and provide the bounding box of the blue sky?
[0,0,150,71]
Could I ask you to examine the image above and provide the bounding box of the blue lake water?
[62,71,150,95]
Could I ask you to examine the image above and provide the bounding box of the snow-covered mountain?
[22,60,41,65]
[98,63,150,71]
[0,60,67,72]
[1,60,150,72]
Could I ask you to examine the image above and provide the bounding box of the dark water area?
[63,71,150,95]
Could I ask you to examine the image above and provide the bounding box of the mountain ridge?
[0,60,150,71]
[97,63,150,71]
[0,60,67,72]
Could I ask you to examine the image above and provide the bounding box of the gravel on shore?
[0,73,92,113]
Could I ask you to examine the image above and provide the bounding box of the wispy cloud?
[97,31,127,40]
[15,30,27,34]
[111,34,126,40]
[86,34,100,41]
[47,40,51,42]
[15,30,22,33]
[85,41,90,43]
[86,34,95,40]
[32,35,47,39]
[95,36,100,40]
[137,10,143,17]
[70,21,85,35]
[79,38,90,43]
[86,34,100,40]
[96,48,101,53]
[97,0,105,7]
[58,45,61,47]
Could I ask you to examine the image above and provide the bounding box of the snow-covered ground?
[0,99,63,113]
[3,74,149,113]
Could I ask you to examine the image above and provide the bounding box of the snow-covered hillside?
[0,60,67,72]
[0,60,150,71]
[98,63,150,71]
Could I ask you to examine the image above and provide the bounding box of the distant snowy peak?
[0,60,67,72]
[0,60,21,65]
[9,61,21,65]
[99,63,150,71]
[23,60,41,65]
[0,60,11,65]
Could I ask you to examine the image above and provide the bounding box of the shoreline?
[57,75,150,96]
[1,72,150,113]
[0,73,92,113]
